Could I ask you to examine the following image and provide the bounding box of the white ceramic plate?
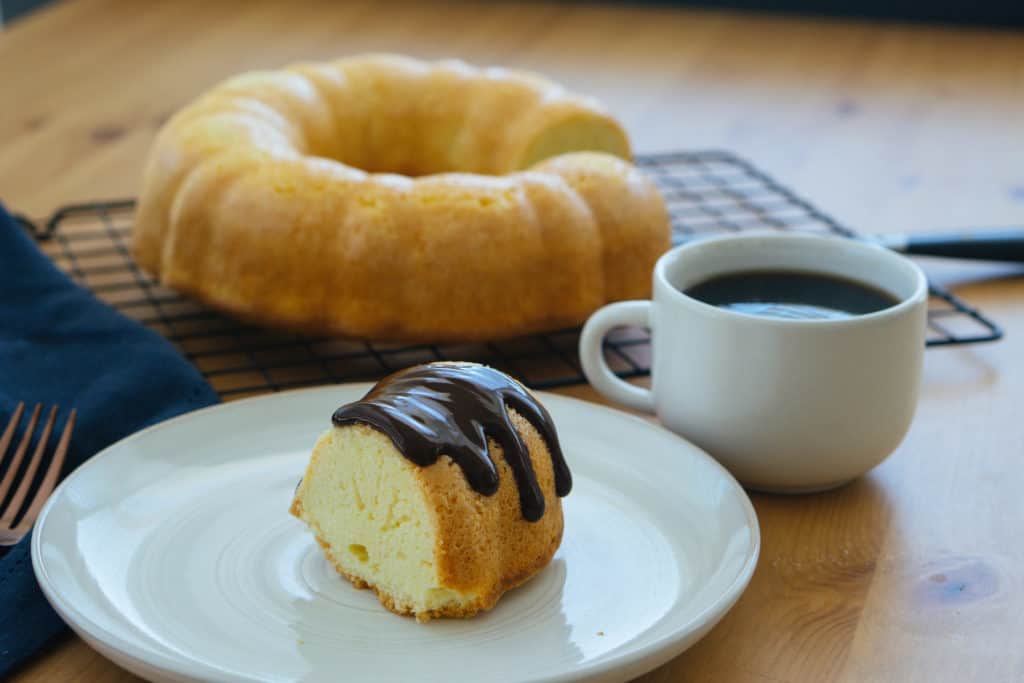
[33,385,759,683]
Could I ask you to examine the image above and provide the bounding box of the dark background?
[3,0,1024,28]
[635,0,1024,27]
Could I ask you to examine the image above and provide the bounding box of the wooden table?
[3,1,1023,680]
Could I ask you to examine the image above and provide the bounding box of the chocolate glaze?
[332,362,571,522]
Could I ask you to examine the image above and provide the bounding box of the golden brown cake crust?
[133,54,670,342]
[416,409,563,604]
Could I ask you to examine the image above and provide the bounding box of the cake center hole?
[348,544,369,563]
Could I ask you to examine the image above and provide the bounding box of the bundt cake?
[290,362,570,620]
[133,54,670,341]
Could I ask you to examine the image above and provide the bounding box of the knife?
[675,229,1024,263]
[872,229,1024,262]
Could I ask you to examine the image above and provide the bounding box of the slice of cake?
[290,362,572,621]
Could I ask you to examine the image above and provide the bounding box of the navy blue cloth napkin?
[0,203,219,675]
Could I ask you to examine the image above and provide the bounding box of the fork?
[0,403,76,545]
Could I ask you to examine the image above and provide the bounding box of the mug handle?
[578,301,655,413]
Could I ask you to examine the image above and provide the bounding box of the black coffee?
[683,270,899,320]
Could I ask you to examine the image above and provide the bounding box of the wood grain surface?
[3,1,1023,681]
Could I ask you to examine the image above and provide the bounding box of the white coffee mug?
[579,232,929,493]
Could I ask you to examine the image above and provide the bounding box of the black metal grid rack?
[20,151,1002,400]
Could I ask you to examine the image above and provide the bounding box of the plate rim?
[32,384,761,683]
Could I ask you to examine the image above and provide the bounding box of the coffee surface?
[684,269,898,320]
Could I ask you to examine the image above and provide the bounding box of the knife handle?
[890,230,1024,262]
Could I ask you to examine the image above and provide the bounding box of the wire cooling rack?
[19,151,1002,400]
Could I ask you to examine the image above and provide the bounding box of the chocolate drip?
[332,362,571,522]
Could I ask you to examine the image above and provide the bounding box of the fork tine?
[0,403,41,504]
[0,402,26,464]
[12,408,76,537]
[0,405,56,526]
